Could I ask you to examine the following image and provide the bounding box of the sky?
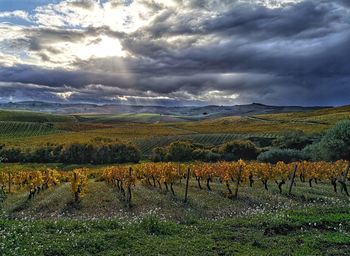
[0,0,349,106]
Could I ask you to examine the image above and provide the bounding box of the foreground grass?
[0,178,349,255]
[0,206,349,256]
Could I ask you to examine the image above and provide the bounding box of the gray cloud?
[0,0,350,106]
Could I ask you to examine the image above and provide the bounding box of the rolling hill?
[0,101,329,120]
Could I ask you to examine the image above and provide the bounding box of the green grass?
[0,205,349,255]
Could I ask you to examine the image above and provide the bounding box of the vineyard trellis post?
[127,167,133,207]
[184,167,190,203]
[339,163,350,196]
[73,172,79,202]
[8,172,12,194]
[288,164,298,195]
[233,164,243,199]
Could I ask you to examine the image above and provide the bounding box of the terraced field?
[0,121,62,138]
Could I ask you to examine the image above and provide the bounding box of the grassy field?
[1,175,349,255]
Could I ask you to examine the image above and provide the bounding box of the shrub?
[192,149,221,162]
[257,148,306,164]
[304,120,350,161]
[273,130,313,150]
[167,141,193,162]
[219,140,259,160]
[150,147,168,162]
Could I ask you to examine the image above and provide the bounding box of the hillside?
[0,101,328,120]
[0,109,74,123]
[0,105,349,152]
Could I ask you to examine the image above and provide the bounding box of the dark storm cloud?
[1,0,350,106]
[26,26,124,52]
[68,0,96,9]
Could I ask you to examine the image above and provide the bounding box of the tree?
[257,149,305,164]
[219,140,259,161]
[151,147,168,162]
[305,120,350,161]
[273,130,313,150]
[192,149,220,162]
[167,141,193,162]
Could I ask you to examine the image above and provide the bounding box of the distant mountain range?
[0,101,330,119]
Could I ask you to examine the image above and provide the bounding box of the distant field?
[76,113,193,123]
[0,105,349,151]
[0,121,62,138]
[0,123,191,148]
[0,110,74,123]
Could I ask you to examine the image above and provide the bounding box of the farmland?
[0,106,350,255]
[1,105,349,151]
[0,121,62,138]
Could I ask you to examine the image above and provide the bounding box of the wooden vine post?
[127,167,133,207]
[73,172,80,202]
[339,163,350,196]
[184,167,190,203]
[8,172,12,194]
[288,164,298,195]
[233,164,243,199]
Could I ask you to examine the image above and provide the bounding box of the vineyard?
[1,160,349,207]
[1,109,350,255]
[1,161,349,255]
[0,121,62,138]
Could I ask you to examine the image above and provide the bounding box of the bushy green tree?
[167,141,193,162]
[151,147,168,162]
[257,149,305,164]
[273,130,313,150]
[219,140,259,161]
[192,149,221,162]
[304,120,350,161]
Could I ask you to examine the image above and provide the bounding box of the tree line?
[0,143,140,164]
[151,120,350,163]
[1,120,349,164]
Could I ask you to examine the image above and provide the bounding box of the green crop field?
[0,121,63,138]
[0,110,75,123]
